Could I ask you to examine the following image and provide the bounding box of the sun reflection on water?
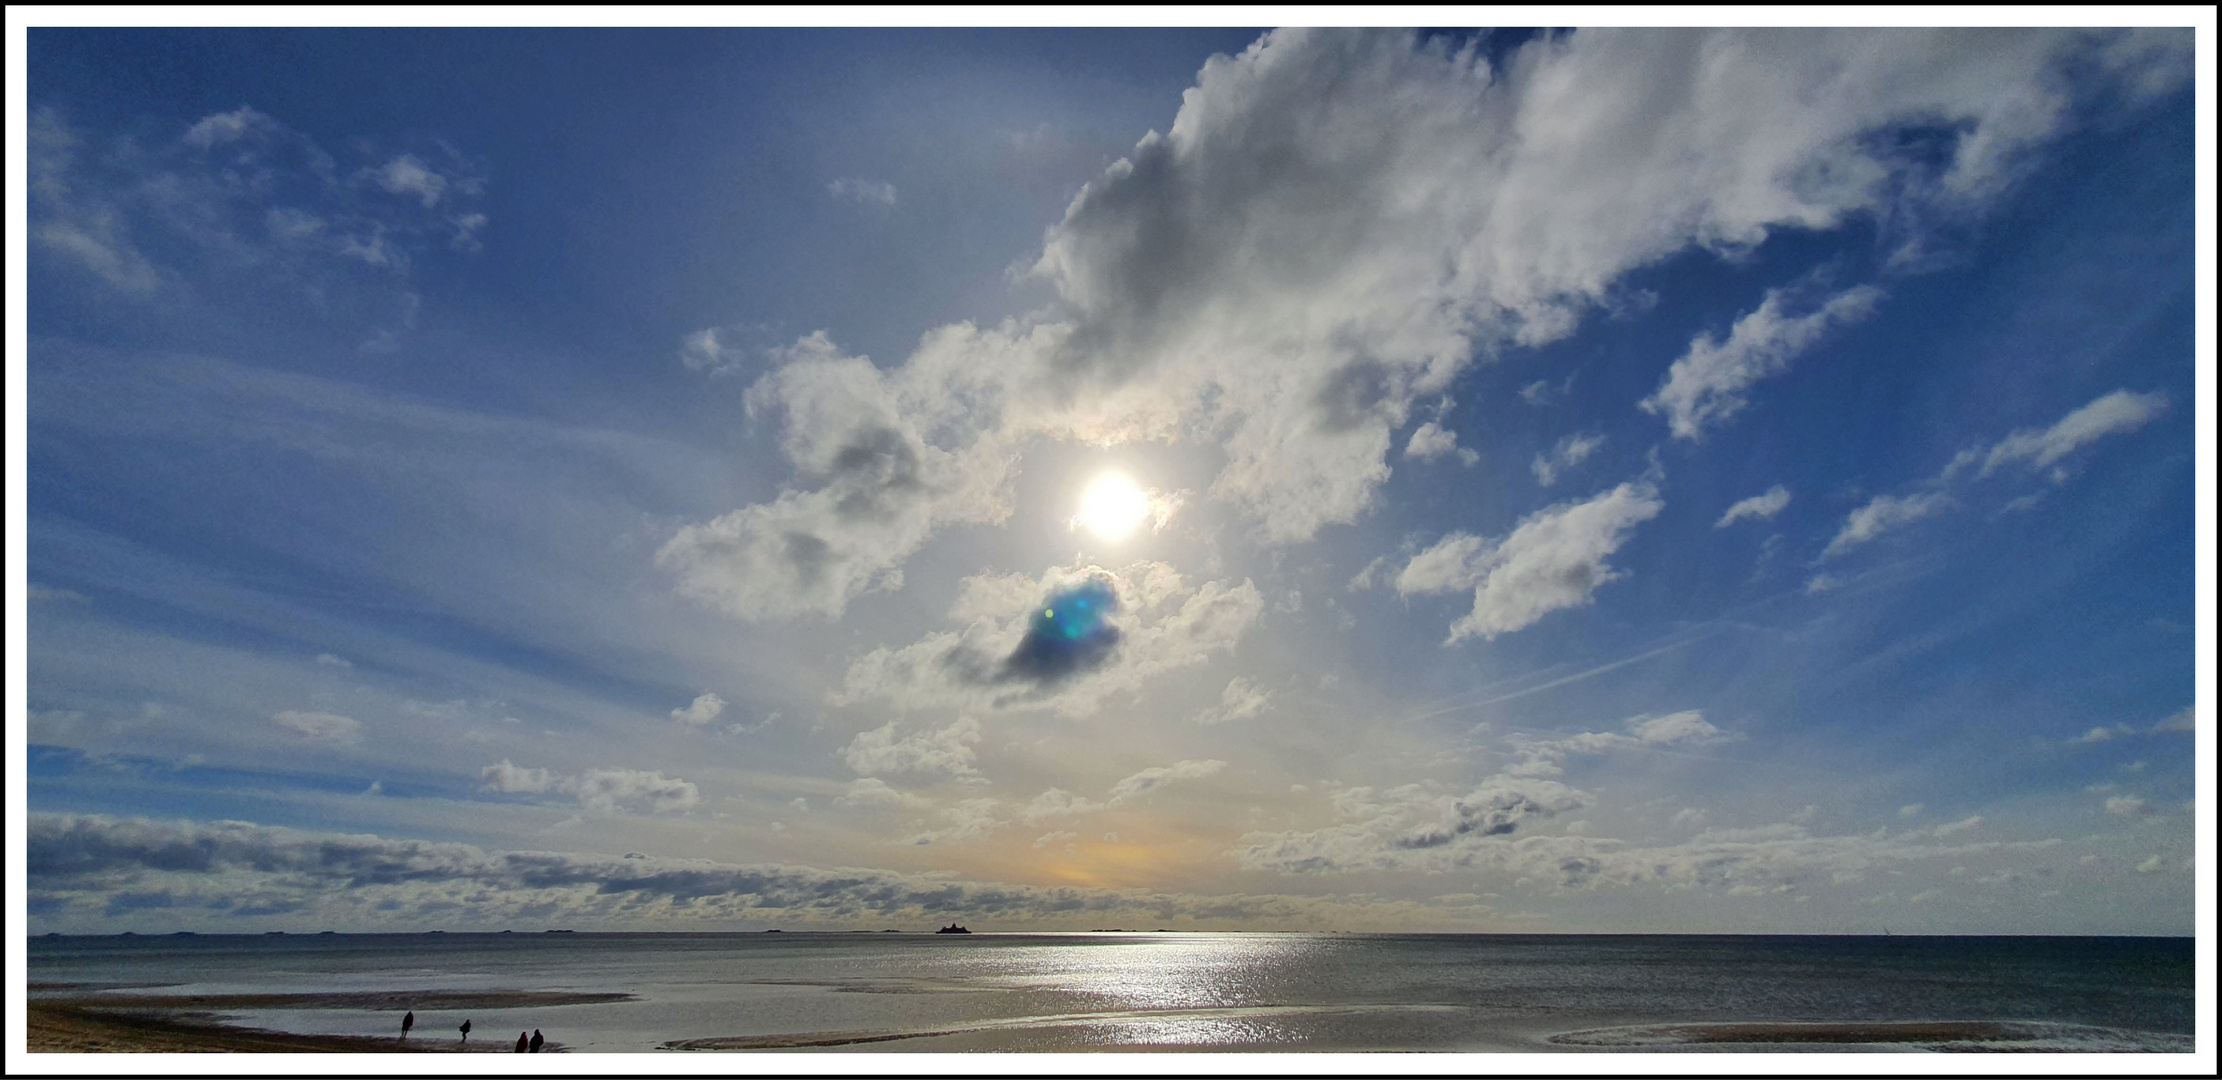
[956,933,1332,1013]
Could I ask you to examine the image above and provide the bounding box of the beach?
[25,989,607,1053]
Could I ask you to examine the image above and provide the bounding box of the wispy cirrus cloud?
[1823,388,2167,560]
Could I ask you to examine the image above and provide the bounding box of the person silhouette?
[401,1010,414,1040]
[529,1029,544,1053]
[459,1018,472,1043]
[516,1031,528,1053]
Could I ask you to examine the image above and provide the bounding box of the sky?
[10,22,2213,936]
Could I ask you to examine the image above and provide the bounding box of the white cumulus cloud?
[841,716,982,778]
[670,692,727,727]
[663,28,2135,621]
[1404,421,1478,465]
[1715,485,1791,528]
[1398,480,1663,643]
[370,154,449,207]
[1643,284,1883,440]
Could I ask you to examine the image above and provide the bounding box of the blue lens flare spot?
[1005,578,1121,683]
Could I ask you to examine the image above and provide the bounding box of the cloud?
[836,561,1261,716]
[21,813,1457,931]
[2104,795,2147,817]
[1518,374,1574,407]
[313,652,353,668]
[678,328,739,374]
[1236,793,2060,892]
[1530,432,1605,487]
[1232,777,1589,872]
[1642,284,1884,440]
[655,332,1023,620]
[271,709,361,744]
[1505,711,1723,777]
[1824,388,2169,561]
[478,761,699,813]
[665,29,2137,620]
[1397,480,1663,642]
[2070,724,2134,745]
[908,799,1003,845]
[834,778,931,812]
[481,759,553,793]
[1106,759,1227,806]
[828,177,898,205]
[1196,677,1271,725]
[1898,803,1924,818]
[670,692,727,727]
[1021,787,1103,824]
[1821,491,1950,559]
[1404,421,1478,465]
[2150,707,2193,734]
[29,105,484,348]
[841,716,981,778]
[1628,711,1720,744]
[1931,815,1982,838]
[1715,485,1791,528]
[1970,389,2168,478]
[181,105,281,149]
[369,154,450,207]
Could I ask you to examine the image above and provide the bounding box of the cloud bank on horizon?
[20,26,2201,935]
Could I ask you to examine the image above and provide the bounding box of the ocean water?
[26,932,2195,1053]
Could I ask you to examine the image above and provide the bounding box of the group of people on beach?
[401,1010,545,1052]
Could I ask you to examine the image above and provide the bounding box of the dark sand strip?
[26,1004,557,1053]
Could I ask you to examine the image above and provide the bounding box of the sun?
[1074,471,1153,542]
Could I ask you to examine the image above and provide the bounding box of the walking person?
[401,1010,414,1040]
[459,1018,472,1043]
[529,1029,544,1053]
[516,1031,529,1053]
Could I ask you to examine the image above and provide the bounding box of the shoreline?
[28,1001,2190,1054]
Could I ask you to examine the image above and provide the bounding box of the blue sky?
[11,24,2210,935]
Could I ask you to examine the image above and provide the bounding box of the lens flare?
[1075,472,1152,541]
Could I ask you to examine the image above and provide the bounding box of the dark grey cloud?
[26,814,1340,931]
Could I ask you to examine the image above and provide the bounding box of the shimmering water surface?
[26,932,2194,1052]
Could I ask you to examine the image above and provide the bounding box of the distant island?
[935,924,970,934]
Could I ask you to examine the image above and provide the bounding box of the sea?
[25,932,2197,1054]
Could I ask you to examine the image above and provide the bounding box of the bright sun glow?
[1075,472,1153,541]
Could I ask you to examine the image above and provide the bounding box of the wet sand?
[25,988,622,1053]
[27,1004,504,1053]
[1548,1020,2194,1051]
